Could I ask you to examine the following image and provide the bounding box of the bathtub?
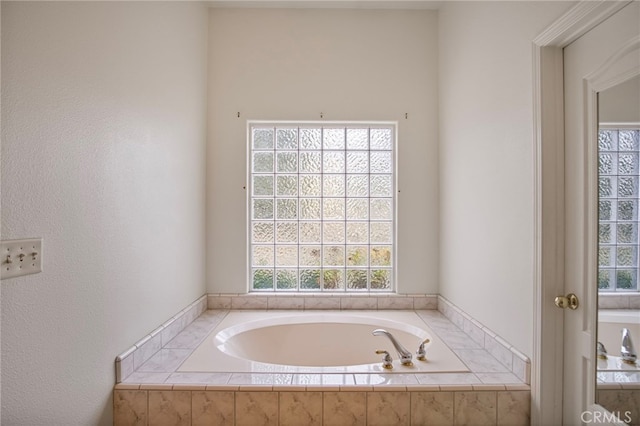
[597,309,640,377]
[178,310,469,374]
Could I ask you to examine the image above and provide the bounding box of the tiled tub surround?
[115,296,208,383]
[596,385,640,426]
[114,295,532,425]
[598,292,640,309]
[437,296,531,384]
[206,292,439,311]
[114,313,530,424]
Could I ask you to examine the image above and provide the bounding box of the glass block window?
[249,123,396,292]
[598,128,640,291]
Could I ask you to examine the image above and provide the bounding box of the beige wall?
[207,8,439,294]
[438,1,575,358]
[600,75,640,124]
[1,2,208,424]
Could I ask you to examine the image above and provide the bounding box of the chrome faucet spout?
[372,328,413,366]
[621,328,637,364]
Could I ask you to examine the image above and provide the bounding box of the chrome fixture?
[416,339,430,361]
[372,329,413,366]
[596,341,608,360]
[375,350,393,369]
[621,328,637,364]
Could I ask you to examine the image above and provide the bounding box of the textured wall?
[437,1,575,358]
[1,2,208,424]
[207,8,439,294]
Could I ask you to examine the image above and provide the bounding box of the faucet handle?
[597,341,608,360]
[416,339,430,361]
[375,350,393,369]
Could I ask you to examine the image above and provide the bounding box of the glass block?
[600,201,612,221]
[323,128,345,150]
[276,199,297,219]
[300,152,321,173]
[300,246,321,266]
[616,269,637,289]
[347,270,368,290]
[346,222,368,244]
[598,269,612,290]
[599,177,614,198]
[371,199,393,221]
[371,246,392,266]
[618,153,639,175]
[276,222,298,243]
[599,224,612,244]
[323,198,345,220]
[300,198,321,220]
[323,222,345,243]
[252,222,274,243]
[347,152,369,173]
[370,152,392,173]
[347,199,369,220]
[371,269,391,290]
[253,199,274,220]
[253,176,274,196]
[276,128,298,150]
[300,175,321,197]
[253,152,274,173]
[253,128,274,150]
[370,222,392,243]
[323,175,345,197]
[598,130,616,151]
[276,269,297,290]
[370,175,392,197]
[323,152,345,173]
[599,247,612,266]
[300,128,322,150]
[323,269,344,290]
[618,130,639,151]
[617,223,638,244]
[277,176,298,196]
[324,246,344,266]
[252,246,274,266]
[599,154,614,175]
[347,246,368,266]
[300,269,320,289]
[347,128,369,150]
[277,152,298,173]
[300,223,321,243]
[618,200,638,221]
[618,177,638,198]
[252,268,273,290]
[370,128,392,150]
[276,246,298,266]
[617,246,636,267]
[346,175,369,197]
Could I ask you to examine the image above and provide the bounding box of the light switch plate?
[1,238,43,280]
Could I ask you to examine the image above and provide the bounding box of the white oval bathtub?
[178,310,469,374]
[597,309,640,374]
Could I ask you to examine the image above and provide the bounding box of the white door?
[563,2,640,424]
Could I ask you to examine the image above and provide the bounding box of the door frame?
[532,1,632,424]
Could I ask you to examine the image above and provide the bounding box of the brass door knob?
[554,293,579,310]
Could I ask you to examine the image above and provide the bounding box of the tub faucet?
[372,329,413,366]
[621,328,637,364]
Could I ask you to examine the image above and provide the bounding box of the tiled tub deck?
[114,297,531,425]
